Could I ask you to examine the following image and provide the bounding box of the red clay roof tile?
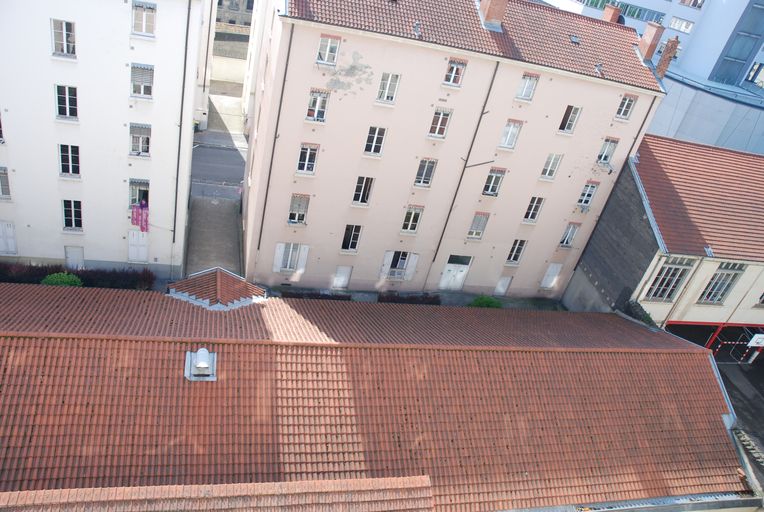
[168,268,266,309]
[287,0,662,92]
[636,135,764,262]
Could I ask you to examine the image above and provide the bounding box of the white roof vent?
[184,347,217,381]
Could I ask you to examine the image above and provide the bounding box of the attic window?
[569,35,581,45]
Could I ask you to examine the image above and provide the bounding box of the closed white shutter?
[540,263,563,289]
[379,251,394,279]
[0,222,16,254]
[494,276,512,296]
[404,253,419,281]
[273,243,285,273]
[128,231,148,262]
[295,245,310,278]
[137,232,148,262]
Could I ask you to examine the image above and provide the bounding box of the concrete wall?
[0,0,207,279]
[211,55,247,83]
[243,8,661,297]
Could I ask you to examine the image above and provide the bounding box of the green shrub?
[41,272,83,287]
[468,295,503,308]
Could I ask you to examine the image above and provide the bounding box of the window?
[499,120,522,149]
[597,138,618,164]
[133,2,156,35]
[129,179,150,206]
[59,145,80,175]
[516,73,539,100]
[578,0,665,22]
[482,168,505,196]
[698,262,746,304]
[577,182,598,207]
[52,20,76,56]
[288,194,310,224]
[316,36,339,64]
[467,212,489,239]
[524,197,544,222]
[352,176,373,204]
[246,0,254,9]
[131,64,154,97]
[0,168,10,200]
[129,124,151,156]
[507,239,526,264]
[560,223,580,247]
[429,109,451,138]
[63,199,82,230]
[541,153,562,179]
[759,291,764,305]
[414,159,436,187]
[0,114,3,142]
[377,72,400,103]
[388,251,410,280]
[401,206,423,233]
[616,95,636,119]
[56,85,78,118]
[444,59,466,86]
[341,225,361,251]
[280,242,300,271]
[644,257,694,301]
[297,144,318,174]
[306,90,328,122]
[669,17,694,33]
[679,0,704,8]
[364,126,386,154]
[558,105,581,133]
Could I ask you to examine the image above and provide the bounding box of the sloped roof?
[0,477,435,511]
[635,135,764,262]
[287,0,662,92]
[168,268,266,310]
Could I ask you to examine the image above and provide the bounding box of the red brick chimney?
[479,0,508,31]
[656,36,679,78]
[602,4,621,23]
[638,22,665,61]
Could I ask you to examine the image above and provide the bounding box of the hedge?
[0,262,155,290]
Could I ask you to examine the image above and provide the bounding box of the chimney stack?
[479,0,508,32]
[602,5,621,23]
[656,36,679,78]
[638,22,665,61]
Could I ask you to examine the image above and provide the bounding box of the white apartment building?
[0,0,214,279]
[242,0,667,297]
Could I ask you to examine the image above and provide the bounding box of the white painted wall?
[0,0,208,279]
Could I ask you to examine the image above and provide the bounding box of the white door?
[332,266,352,289]
[494,276,512,296]
[0,221,17,254]
[438,255,472,290]
[64,246,85,270]
[128,231,149,262]
[540,263,563,289]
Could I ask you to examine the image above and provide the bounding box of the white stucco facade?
[0,0,213,279]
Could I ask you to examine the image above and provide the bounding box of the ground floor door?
[0,221,16,255]
[332,265,352,289]
[128,231,149,263]
[494,276,512,296]
[439,255,472,290]
[64,246,84,270]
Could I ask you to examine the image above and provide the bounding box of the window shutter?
[130,124,151,137]
[404,253,419,281]
[540,263,563,289]
[131,65,154,85]
[0,222,16,254]
[295,245,310,276]
[379,251,394,279]
[273,243,285,273]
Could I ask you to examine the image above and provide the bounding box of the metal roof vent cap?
[184,347,217,381]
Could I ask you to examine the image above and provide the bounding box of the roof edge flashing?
[628,156,668,254]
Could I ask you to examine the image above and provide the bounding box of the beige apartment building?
[242,0,667,297]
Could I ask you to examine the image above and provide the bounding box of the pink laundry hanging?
[131,204,141,226]
[140,206,149,233]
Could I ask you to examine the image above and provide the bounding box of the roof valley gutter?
[257,23,295,250]
[172,0,193,246]
[424,60,499,286]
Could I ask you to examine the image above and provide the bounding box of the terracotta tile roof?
[0,334,746,509]
[287,0,662,92]
[635,135,764,262]
[168,268,267,310]
[0,283,699,350]
[0,477,435,511]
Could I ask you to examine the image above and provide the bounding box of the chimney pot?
[656,36,680,78]
[602,4,621,23]
[479,0,508,32]
[638,22,665,61]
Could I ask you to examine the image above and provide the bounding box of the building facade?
[0,0,214,279]
[241,0,665,297]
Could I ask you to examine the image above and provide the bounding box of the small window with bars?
[414,159,436,187]
[644,257,694,301]
[506,239,526,265]
[541,153,562,179]
[698,262,746,304]
[52,19,76,56]
[516,73,539,100]
[59,145,80,175]
[288,194,310,224]
[615,95,636,119]
[0,168,10,200]
[63,199,82,230]
[444,59,466,86]
[377,72,400,103]
[467,212,489,239]
[131,64,154,97]
[297,144,318,174]
[482,168,505,196]
[341,224,361,251]
[401,206,423,233]
[429,109,451,138]
[129,124,151,156]
[364,127,386,154]
[524,197,544,222]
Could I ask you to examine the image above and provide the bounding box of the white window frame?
[129,179,150,207]
[297,144,318,174]
[560,223,580,247]
[129,124,151,156]
[506,239,526,265]
[577,183,598,207]
[56,85,78,119]
[59,145,80,176]
[364,126,386,155]
[316,36,340,65]
[429,109,451,138]
[559,105,581,133]
[669,17,694,33]
[0,168,10,200]
[524,197,544,222]
[444,60,466,86]
[679,0,704,7]
[306,90,328,122]
[401,206,423,233]
[644,257,694,302]
[414,159,436,187]
[51,19,76,56]
[131,64,154,97]
[597,138,618,164]
[63,199,82,230]
[281,242,301,271]
[483,169,505,196]
[516,73,539,100]
[132,2,156,35]
[341,224,362,252]
[377,72,400,103]
[499,120,522,149]
[388,251,410,280]
[616,95,636,119]
[698,262,746,304]
[467,212,489,239]
[352,176,373,205]
[541,153,562,179]
[288,194,310,224]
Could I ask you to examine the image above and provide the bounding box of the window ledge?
[55,116,79,123]
[51,53,77,61]
[0,139,5,145]
[295,171,316,178]
[412,184,431,190]
[0,196,12,202]
[557,131,575,137]
[427,134,446,141]
[514,97,533,104]
[441,82,462,90]
[128,153,151,159]
[62,228,84,234]
[613,116,631,123]
[350,202,370,208]
[482,192,499,198]
[339,249,358,255]
[465,237,483,242]
[696,301,725,306]
[374,100,396,108]
[539,176,555,182]
[496,145,516,152]
[559,244,573,249]
[521,220,538,225]
[315,60,337,67]
[59,174,81,180]
[130,94,153,101]
[362,152,382,159]
[504,262,520,267]
[641,299,674,304]
[131,32,156,40]
[400,231,418,237]
[287,221,307,227]
[305,118,327,125]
